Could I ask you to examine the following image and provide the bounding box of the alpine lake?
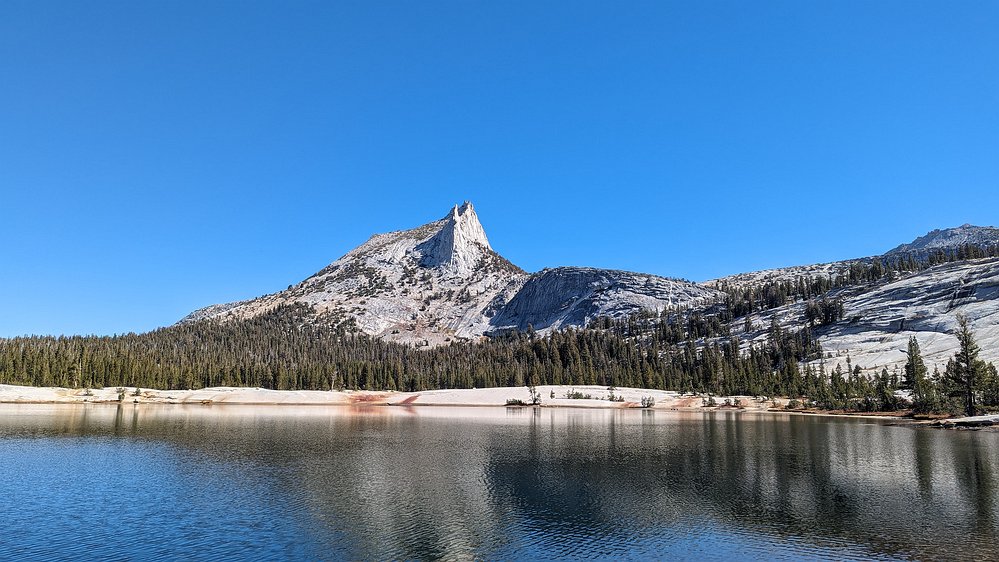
[1,404,996,561]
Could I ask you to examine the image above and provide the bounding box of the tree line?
[0,302,820,397]
[715,244,999,319]
[2,248,998,417]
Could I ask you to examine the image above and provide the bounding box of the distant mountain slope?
[489,267,718,333]
[699,224,999,373]
[730,258,999,372]
[708,224,999,293]
[181,202,722,346]
[885,224,999,257]
[822,257,999,369]
[706,260,865,293]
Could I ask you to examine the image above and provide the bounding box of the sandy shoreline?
[0,383,781,411]
[8,383,996,425]
[0,383,926,421]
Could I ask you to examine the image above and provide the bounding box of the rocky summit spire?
[452,201,491,250]
[417,201,492,274]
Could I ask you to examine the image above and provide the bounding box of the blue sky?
[1,1,997,336]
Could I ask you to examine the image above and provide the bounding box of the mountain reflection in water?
[1,404,996,561]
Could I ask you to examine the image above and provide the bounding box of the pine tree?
[947,315,986,417]
[902,336,926,390]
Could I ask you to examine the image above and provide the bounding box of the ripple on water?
[0,405,996,561]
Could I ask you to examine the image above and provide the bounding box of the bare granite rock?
[489,266,720,333]
[179,202,720,346]
[725,258,999,373]
[885,224,999,258]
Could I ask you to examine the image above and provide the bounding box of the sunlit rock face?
[179,201,527,346]
[712,258,999,373]
[815,257,999,371]
[416,202,492,275]
[178,202,720,346]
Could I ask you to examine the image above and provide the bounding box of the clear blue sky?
[1,1,997,336]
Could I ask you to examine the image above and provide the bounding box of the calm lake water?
[0,405,996,561]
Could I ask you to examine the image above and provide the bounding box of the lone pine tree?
[947,315,986,417]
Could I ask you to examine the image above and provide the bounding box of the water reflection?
[1,404,997,561]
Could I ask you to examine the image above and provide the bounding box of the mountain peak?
[450,200,489,248]
[453,200,475,216]
[178,199,723,346]
[417,201,492,273]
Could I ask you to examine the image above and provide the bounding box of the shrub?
[641,396,656,408]
[528,385,542,405]
[505,399,527,406]
[786,399,802,410]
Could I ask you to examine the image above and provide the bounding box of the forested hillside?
[3,301,996,416]
[4,225,999,417]
[0,304,813,395]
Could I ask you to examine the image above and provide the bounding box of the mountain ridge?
[181,206,999,367]
[708,223,999,292]
[181,202,721,345]
[885,224,999,257]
